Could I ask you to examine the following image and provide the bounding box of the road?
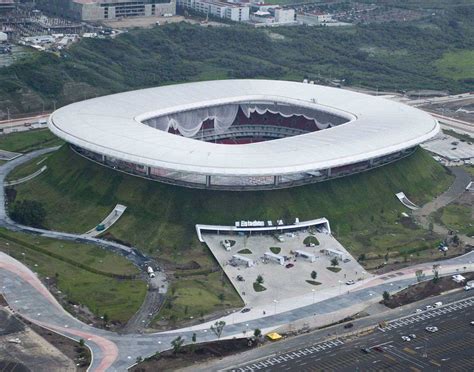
[1,148,474,370]
[229,296,474,371]
[412,166,474,246]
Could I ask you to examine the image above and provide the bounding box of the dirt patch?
[399,217,419,230]
[101,232,132,247]
[131,338,257,371]
[383,271,474,308]
[18,315,91,370]
[0,294,8,306]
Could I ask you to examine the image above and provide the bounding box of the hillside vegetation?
[1,5,473,118]
[10,146,452,264]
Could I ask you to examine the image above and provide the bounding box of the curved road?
[1,149,474,371]
[413,166,473,246]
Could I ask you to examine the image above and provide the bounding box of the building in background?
[35,0,176,21]
[178,0,249,22]
[0,0,16,13]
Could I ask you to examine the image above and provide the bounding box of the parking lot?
[231,296,474,371]
[203,232,366,308]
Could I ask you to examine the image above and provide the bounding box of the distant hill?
[0,5,473,119]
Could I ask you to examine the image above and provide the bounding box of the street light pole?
[312,289,315,304]
[273,299,278,315]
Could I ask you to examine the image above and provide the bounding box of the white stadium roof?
[49,79,439,176]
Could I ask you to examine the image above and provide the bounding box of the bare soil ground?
[131,338,257,371]
[382,271,474,308]
[1,295,91,371]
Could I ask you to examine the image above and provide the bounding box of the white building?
[178,0,249,22]
[69,0,176,21]
[274,8,294,24]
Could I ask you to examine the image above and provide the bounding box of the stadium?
[48,79,439,191]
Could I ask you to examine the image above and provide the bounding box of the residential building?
[178,0,249,22]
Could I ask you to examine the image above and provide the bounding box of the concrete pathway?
[413,166,473,245]
[82,204,127,238]
[4,165,47,186]
[1,148,474,371]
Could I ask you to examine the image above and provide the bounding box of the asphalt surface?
[231,296,474,371]
[1,148,474,370]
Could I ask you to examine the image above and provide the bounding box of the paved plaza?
[204,232,367,308]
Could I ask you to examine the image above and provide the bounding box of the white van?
[434,301,443,308]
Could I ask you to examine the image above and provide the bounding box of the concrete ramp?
[82,204,127,238]
[395,192,420,210]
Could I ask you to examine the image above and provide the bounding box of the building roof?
[49,79,439,176]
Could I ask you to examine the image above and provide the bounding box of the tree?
[218,293,225,302]
[415,269,424,283]
[432,264,440,283]
[452,235,460,246]
[192,332,197,343]
[428,222,434,234]
[171,336,184,354]
[330,257,339,267]
[382,291,390,302]
[311,270,317,280]
[253,328,262,338]
[256,275,264,285]
[210,320,226,339]
[103,313,109,324]
[135,356,143,363]
[79,338,85,348]
[10,200,46,228]
[358,253,366,262]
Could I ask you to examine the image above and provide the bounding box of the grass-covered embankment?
[0,228,146,324]
[0,129,63,153]
[8,145,454,323]
[10,145,453,262]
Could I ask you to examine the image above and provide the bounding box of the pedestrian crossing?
[381,297,474,331]
[231,339,344,371]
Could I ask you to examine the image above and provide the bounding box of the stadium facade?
[48,80,440,191]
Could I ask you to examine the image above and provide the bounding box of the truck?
[147,266,155,278]
[464,280,474,291]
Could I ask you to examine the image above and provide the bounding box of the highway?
[230,296,474,371]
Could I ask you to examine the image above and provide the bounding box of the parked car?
[425,305,433,310]
[344,322,354,329]
[285,263,294,268]
[372,346,384,353]
[360,348,371,354]
[434,301,443,308]
[241,308,251,313]
[409,334,416,339]
[401,336,411,341]
[415,309,423,313]
[425,326,438,333]
[343,258,351,263]
[345,280,355,285]
[470,321,474,326]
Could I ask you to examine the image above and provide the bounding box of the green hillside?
[1,5,474,119]
[10,145,452,264]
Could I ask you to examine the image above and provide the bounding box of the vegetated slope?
[1,5,473,118]
[10,146,452,263]
[0,228,146,324]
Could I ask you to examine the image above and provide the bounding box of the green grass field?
[7,144,455,323]
[6,154,51,182]
[435,50,474,80]
[0,129,63,153]
[0,228,146,323]
[434,203,474,237]
[154,271,242,325]
[10,145,452,261]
